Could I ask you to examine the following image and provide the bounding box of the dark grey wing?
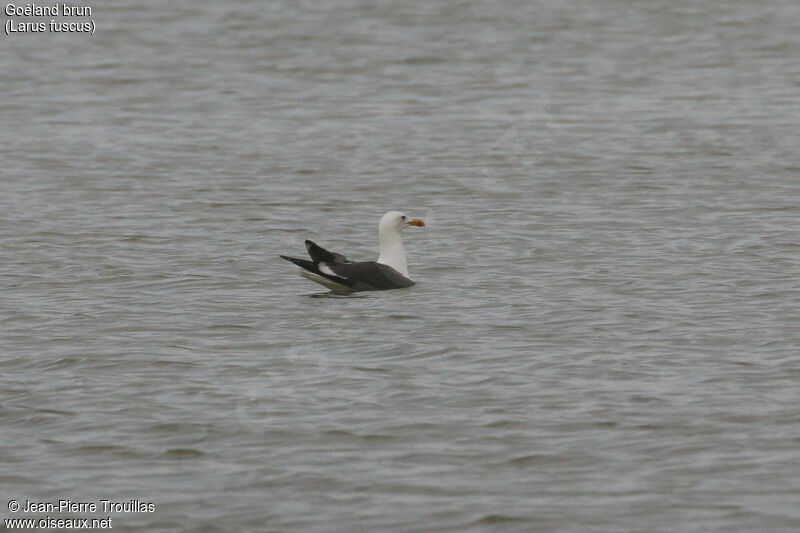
[280,255,314,270]
[305,240,348,264]
[281,255,350,284]
[324,261,415,291]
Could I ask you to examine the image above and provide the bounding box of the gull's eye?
[401,215,406,220]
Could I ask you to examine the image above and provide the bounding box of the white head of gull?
[377,210,425,278]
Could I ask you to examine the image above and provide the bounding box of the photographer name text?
[9,499,154,513]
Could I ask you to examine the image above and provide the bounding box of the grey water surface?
[2,1,800,531]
